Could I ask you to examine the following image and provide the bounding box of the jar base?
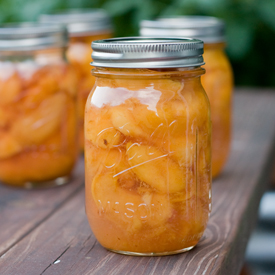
[22,175,70,189]
[107,245,195,256]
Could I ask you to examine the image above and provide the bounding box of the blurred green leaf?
[103,0,138,16]
[257,0,275,31]
[0,0,274,87]
[225,18,255,60]
[133,0,160,26]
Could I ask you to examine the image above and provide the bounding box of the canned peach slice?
[86,107,123,149]
[59,65,79,97]
[28,67,59,94]
[130,103,168,138]
[111,106,149,139]
[107,148,137,189]
[0,107,11,128]
[11,93,66,146]
[63,96,78,145]
[22,69,61,107]
[162,135,196,167]
[92,147,123,170]
[153,78,183,98]
[92,173,172,232]
[0,73,22,106]
[0,133,22,159]
[157,94,209,135]
[126,142,185,193]
[85,142,103,178]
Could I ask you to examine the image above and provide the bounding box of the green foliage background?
[1,0,274,87]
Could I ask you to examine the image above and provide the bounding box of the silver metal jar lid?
[0,23,68,51]
[40,9,113,36]
[140,16,225,44]
[91,37,204,68]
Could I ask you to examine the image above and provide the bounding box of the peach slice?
[157,91,209,135]
[0,107,11,128]
[59,65,79,97]
[12,93,66,146]
[111,106,149,139]
[126,142,185,193]
[163,135,196,167]
[0,133,22,159]
[92,173,172,232]
[85,107,124,149]
[0,73,22,106]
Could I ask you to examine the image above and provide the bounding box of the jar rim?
[0,23,68,51]
[40,9,113,35]
[140,16,225,44]
[91,37,204,68]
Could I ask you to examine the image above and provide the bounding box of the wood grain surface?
[0,89,275,275]
[0,158,84,256]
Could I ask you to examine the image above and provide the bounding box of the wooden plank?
[0,158,84,256]
[270,160,275,187]
[209,89,275,275]
[0,89,275,275]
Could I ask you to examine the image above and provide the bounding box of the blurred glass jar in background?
[85,37,211,255]
[0,24,78,188]
[40,9,113,151]
[140,16,234,178]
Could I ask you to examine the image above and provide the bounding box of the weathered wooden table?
[1,89,275,275]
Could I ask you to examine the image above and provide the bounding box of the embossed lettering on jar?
[140,17,233,178]
[40,9,113,151]
[0,24,78,188]
[85,38,212,256]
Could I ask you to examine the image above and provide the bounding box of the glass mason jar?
[140,16,234,178]
[85,37,212,256]
[40,9,113,151]
[0,24,78,188]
